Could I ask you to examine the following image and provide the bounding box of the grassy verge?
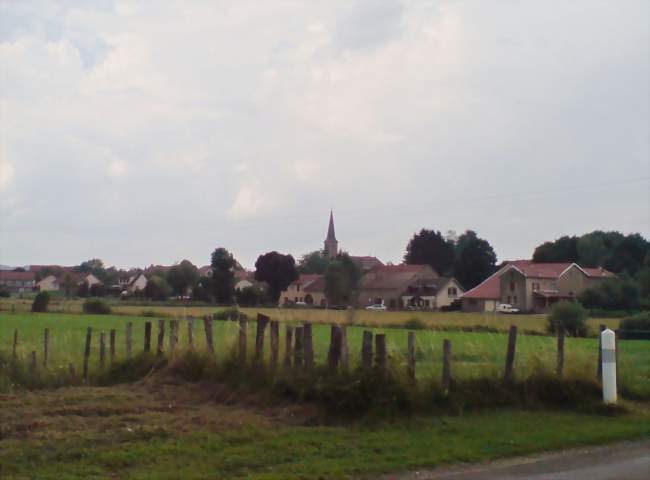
[0,382,648,480]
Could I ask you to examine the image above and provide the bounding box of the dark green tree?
[297,250,329,274]
[77,281,90,298]
[254,251,298,304]
[166,260,199,297]
[533,236,579,263]
[211,248,237,304]
[404,229,455,275]
[452,230,497,290]
[145,275,172,301]
[32,291,50,312]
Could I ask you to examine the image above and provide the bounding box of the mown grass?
[0,380,649,480]
[1,311,649,398]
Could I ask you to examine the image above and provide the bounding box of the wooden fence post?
[126,322,133,358]
[597,323,606,380]
[442,339,452,393]
[504,325,517,382]
[294,326,305,368]
[270,320,279,369]
[204,316,214,355]
[187,317,194,350]
[328,326,342,373]
[239,316,248,363]
[303,323,314,370]
[43,328,49,369]
[284,326,293,368]
[556,330,565,376]
[407,331,416,384]
[157,320,165,356]
[109,329,116,365]
[144,322,152,353]
[83,327,92,383]
[169,320,178,357]
[12,329,18,360]
[30,351,37,373]
[361,331,373,370]
[255,314,270,363]
[99,332,106,369]
[340,326,349,370]
[375,333,387,372]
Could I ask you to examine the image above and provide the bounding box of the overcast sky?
[1,0,648,270]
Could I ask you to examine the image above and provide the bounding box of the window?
[448,287,458,297]
[507,296,511,304]
[295,297,299,302]
[513,295,518,304]
[532,282,540,292]
[509,282,515,292]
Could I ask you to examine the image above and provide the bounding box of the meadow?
[1,310,648,397]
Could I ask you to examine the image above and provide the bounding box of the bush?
[403,317,426,330]
[31,291,50,312]
[620,312,650,331]
[440,299,461,312]
[214,306,240,321]
[83,299,112,315]
[547,301,588,337]
[0,289,10,298]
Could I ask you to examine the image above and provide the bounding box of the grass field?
[2,311,649,397]
[1,382,649,479]
[0,297,622,334]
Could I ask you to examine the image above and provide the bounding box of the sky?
[1,0,649,270]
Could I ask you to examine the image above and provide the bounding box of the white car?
[498,303,520,314]
[365,304,387,311]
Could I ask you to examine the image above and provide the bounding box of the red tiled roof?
[582,267,616,278]
[291,274,320,287]
[0,271,36,281]
[460,273,501,299]
[359,264,437,290]
[303,276,326,292]
[29,265,74,273]
[350,256,384,270]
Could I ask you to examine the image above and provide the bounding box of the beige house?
[461,260,615,313]
[126,273,148,293]
[280,274,327,306]
[357,264,440,309]
[401,277,464,310]
[37,273,101,292]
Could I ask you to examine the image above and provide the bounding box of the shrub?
[620,312,650,331]
[83,299,112,315]
[214,306,240,321]
[31,291,50,312]
[547,301,588,337]
[403,317,426,330]
[0,289,10,298]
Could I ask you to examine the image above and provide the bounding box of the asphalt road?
[384,441,650,480]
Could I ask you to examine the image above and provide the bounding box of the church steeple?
[324,210,338,259]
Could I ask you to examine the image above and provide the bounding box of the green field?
[1,383,649,479]
[1,311,649,397]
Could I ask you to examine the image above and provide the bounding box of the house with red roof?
[280,274,326,306]
[357,264,440,309]
[461,260,615,313]
[0,271,37,294]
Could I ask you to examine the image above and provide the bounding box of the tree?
[76,258,108,283]
[211,248,237,304]
[533,236,579,263]
[254,251,298,304]
[235,286,266,307]
[547,301,588,337]
[404,229,454,275]
[32,291,50,313]
[77,281,90,298]
[145,275,172,301]
[34,266,63,282]
[452,230,497,290]
[166,260,199,297]
[61,273,75,298]
[324,260,347,305]
[297,250,329,274]
[578,278,640,311]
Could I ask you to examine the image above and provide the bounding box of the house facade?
[0,271,37,293]
[401,277,464,310]
[280,274,326,306]
[461,260,615,313]
[357,264,440,309]
[37,273,101,292]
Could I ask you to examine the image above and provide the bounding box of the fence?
[3,313,625,392]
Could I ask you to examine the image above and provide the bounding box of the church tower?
[324,210,339,259]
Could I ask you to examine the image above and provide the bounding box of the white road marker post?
[601,329,617,404]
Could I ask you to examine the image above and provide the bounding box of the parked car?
[294,301,309,308]
[365,304,387,311]
[498,303,520,314]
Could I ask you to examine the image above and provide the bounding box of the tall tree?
[145,275,172,301]
[404,229,455,275]
[452,230,497,290]
[166,260,199,296]
[533,236,579,263]
[324,253,361,306]
[210,248,237,304]
[297,250,329,274]
[254,251,298,304]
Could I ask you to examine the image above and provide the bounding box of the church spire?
[324,210,339,259]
